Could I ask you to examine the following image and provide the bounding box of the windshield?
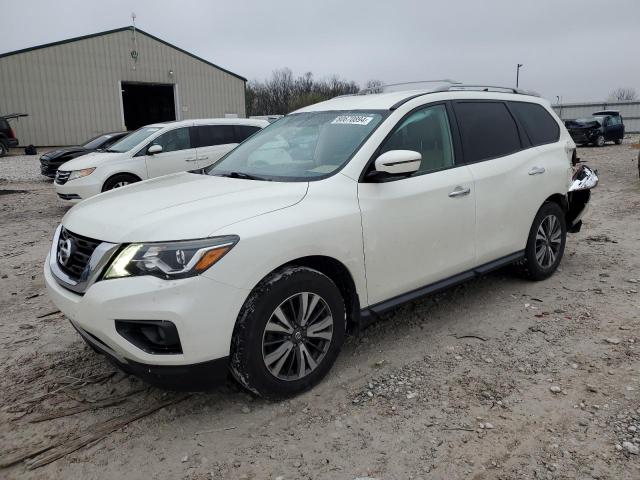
[206,111,386,181]
[82,134,110,150]
[575,117,603,125]
[106,126,163,153]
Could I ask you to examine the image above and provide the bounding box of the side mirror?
[147,144,163,155]
[374,150,421,175]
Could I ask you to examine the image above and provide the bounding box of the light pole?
[516,64,523,88]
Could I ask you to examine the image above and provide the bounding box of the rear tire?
[0,142,7,157]
[230,266,345,398]
[614,138,622,145]
[102,173,140,192]
[516,202,567,281]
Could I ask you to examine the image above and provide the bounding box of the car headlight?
[103,236,239,280]
[67,168,96,181]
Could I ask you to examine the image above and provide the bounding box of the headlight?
[68,168,96,181]
[103,236,239,280]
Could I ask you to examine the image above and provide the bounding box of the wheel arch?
[101,172,142,192]
[248,255,362,332]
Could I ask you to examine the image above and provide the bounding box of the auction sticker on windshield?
[331,114,374,125]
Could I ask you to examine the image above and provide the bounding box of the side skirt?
[358,251,524,329]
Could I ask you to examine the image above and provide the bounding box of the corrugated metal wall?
[0,29,246,145]
[552,101,640,133]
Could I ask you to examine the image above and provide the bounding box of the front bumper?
[40,157,60,177]
[44,255,250,389]
[54,176,102,203]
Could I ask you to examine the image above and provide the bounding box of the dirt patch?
[0,140,639,479]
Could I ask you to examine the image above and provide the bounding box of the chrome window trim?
[49,224,120,294]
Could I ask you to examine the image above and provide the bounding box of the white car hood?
[62,172,309,242]
[59,151,128,170]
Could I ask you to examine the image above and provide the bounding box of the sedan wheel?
[262,292,333,381]
[112,181,130,188]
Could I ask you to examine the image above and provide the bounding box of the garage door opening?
[121,82,176,131]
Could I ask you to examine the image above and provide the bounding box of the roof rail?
[359,79,460,95]
[434,84,540,96]
[389,84,540,110]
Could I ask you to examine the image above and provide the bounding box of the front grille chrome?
[55,170,71,185]
[49,225,120,294]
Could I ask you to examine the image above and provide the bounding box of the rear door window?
[234,125,261,143]
[194,125,236,147]
[509,102,560,146]
[453,101,521,163]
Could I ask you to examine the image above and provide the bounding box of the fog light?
[115,320,182,354]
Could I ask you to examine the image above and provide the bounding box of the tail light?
[9,128,16,139]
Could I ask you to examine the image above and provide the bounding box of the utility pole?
[516,64,523,88]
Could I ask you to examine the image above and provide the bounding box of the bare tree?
[607,87,638,102]
[364,79,384,94]
[246,69,362,116]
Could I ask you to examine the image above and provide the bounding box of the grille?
[55,170,71,185]
[56,227,102,280]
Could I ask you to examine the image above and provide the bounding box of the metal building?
[0,26,247,146]
[553,101,640,133]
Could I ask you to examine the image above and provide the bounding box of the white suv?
[44,86,597,397]
[53,118,269,203]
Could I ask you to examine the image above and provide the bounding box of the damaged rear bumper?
[567,164,598,232]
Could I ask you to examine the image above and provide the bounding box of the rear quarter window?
[0,119,9,130]
[453,101,522,163]
[509,102,560,146]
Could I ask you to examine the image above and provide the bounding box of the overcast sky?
[2,0,639,103]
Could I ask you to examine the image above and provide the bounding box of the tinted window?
[380,104,455,173]
[454,102,521,162]
[509,102,560,146]
[82,134,111,150]
[235,125,261,143]
[151,127,192,153]
[195,125,236,147]
[0,118,9,130]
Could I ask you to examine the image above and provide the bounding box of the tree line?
[246,68,382,116]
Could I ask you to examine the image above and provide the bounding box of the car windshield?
[206,111,386,181]
[575,117,603,126]
[82,134,110,150]
[106,127,162,153]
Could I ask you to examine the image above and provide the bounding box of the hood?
[43,146,85,158]
[62,172,308,243]
[58,151,126,170]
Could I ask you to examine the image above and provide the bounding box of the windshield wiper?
[215,171,269,181]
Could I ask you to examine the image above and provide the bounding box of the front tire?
[594,135,605,147]
[517,202,567,281]
[230,267,345,398]
[102,173,140,192]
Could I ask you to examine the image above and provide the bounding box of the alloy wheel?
[262,292,333,381]
[113,181,129,188]
[535,214,562,268]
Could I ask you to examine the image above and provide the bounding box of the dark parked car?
[40,131,128,177]
[0,113,28,157]
[565,111,625,147]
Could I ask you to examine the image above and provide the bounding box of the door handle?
[448,186,471,198]
[528,166,546,175]
[185,158,198,162]
[198,156,209,160]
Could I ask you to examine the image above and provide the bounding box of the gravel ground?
[0,138,639,479]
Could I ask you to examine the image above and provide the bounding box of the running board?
[359,251,524,327]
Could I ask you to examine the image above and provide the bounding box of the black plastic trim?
[359,251,524,323]
[71,321,229,391]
